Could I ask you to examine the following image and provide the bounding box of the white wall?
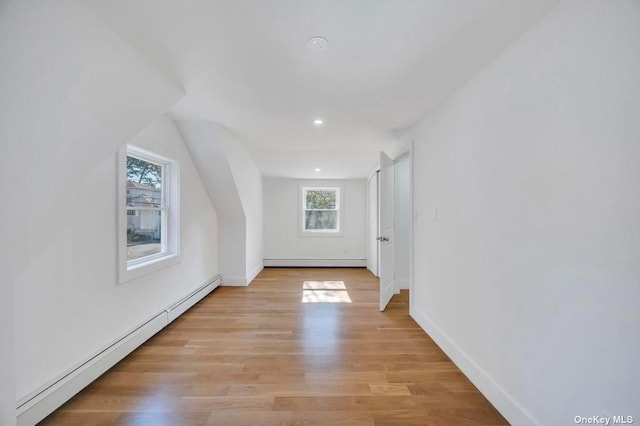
[221,130,264,281]
[410,0,640,424]
[0,271,15,425]
[176,121,246,285]
[0,0,220,409]
[176,121,263,285]
[10,114,219,403]
[264,179,367,264]
[394,155,411,290]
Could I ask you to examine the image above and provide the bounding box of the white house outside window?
[301,186,341,234]
[126,155,166,263]
[118,145,180,283]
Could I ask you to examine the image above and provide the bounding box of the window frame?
[118,145,180,284]
[299,185,343,236]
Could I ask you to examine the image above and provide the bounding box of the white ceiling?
[85,0,558,178]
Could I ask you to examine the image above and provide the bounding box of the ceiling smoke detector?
[307,36,329,51]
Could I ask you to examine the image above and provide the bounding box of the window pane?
[126,156,162,207]
[305,210,337,230]
[127,209,163,261]
[305,190,336,210]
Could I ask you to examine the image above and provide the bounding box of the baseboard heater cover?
[263,259,367,267]
[15,313,166,426]
[166,276,220,323]
[16,274,221,426]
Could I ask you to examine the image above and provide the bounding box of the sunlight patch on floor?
[303,280,347,290]
[302,281,352,303]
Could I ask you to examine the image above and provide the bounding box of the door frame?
[367,141,414,313]
[408,141,415,316]
[392,151,411,295]
[366,169,379,277]
[392,142,414,314]
[378,151,395,311]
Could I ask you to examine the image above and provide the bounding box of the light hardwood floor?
[41,268,508,425]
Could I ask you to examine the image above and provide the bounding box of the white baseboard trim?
[263,259,367,267]
[246,262,264,284]
[397,279,410,290]
[221,275,249,286]
[16,274,221,426]
[410,306,540,426]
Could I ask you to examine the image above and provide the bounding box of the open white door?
[366,171,379,277]
[379,152,394,311]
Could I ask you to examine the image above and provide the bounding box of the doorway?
[393,152,411,295]
[370,147,413,312]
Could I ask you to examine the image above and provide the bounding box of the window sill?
[118,253,181,284]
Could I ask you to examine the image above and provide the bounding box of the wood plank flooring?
[40,268,508,425]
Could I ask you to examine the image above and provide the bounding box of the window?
[301,186,341,234]
[118,145,180,283]
[126,154,166,262]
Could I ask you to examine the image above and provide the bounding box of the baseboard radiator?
[263,259,367,267]
[16,274,221,426]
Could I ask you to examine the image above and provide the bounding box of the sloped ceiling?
[84,0,559,178]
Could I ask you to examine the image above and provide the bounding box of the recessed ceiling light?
[315,168,321,172]
[307,36,329,51]
[314,119,324,125]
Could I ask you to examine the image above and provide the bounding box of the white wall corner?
[247,262,264,285]
[221,276,249,286]
[410,307,540,426]
[397,279,410,290]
